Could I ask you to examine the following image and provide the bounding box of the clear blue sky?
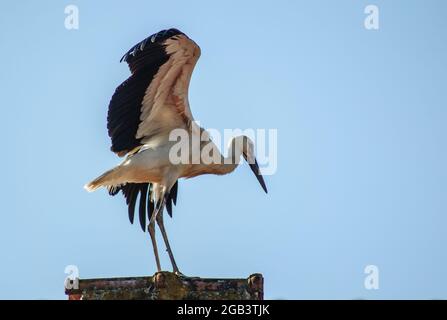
[0,0,446,299]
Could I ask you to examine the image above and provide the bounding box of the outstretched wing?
[106,29,196,231]
[107,28,201,156]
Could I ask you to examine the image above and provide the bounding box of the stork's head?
[231,136,268,193]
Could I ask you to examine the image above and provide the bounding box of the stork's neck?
[212,158,239,175]
[207,140,242,175]
[184,140,241,178]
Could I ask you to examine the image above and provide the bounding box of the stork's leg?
[156,211,181,275]
[149,194,165,226]
[148,220,161,272]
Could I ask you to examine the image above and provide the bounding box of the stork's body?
[85,29,267,274]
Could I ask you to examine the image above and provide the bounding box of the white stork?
[85,29,267,275]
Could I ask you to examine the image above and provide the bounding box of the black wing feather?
[121,28,184,73]
[138,184,148,231]
[107,72,153,154]
[127,185,138,224]
[165,194,173,218]
[171,181,178,206]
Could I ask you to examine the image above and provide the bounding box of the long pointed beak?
[249,159,268,193]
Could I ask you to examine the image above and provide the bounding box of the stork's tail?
[84,167,120,192]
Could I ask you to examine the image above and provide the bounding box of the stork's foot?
[174,270,186,277]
